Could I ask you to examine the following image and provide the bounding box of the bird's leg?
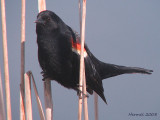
[41,71,49,81]
[42,76,48,81]
[76,84,89,98]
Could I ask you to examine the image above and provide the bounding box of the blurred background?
[0,0,159,120]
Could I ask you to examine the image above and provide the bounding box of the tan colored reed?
[20,0,26,119]
[78,0,89,120]
[1,0,12,119]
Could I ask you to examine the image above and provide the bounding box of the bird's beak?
[34,19,44,24]
[34,20,38,23]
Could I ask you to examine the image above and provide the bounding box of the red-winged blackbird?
[35,10,153,103]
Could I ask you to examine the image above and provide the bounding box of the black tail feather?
[100,63,153,80]
[94,89,107,104]
[119,66,153,74]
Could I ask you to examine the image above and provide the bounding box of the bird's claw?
[77,89,89,98]
[41,71,49,81]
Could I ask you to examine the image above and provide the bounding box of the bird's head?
[35,10,62,33]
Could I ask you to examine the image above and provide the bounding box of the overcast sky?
[0,0,160,120]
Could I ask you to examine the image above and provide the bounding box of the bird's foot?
[41,71,49,81]
[42,76,48,81]
[77,89,89,98]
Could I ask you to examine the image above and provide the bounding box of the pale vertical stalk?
[78,1,82,120]
[25,73,32,120]
[78,0,88,120]
[78,95,82,120]
[83,70,89,120]
[44,79,53,120]
[38,0,46,12]
[78,0,82,31]
[94,92,98,120]
[82,1,88,119]
[1,0,12,119]
[30,72,45,120]
[78,0,83,120]
[20,94,25,120]
[0,68,6,120]
[20,0,26,119]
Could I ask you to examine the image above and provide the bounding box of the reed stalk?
[78,0,89,120]
[38,0,46,12]
[83,70,89,120]
[30,72,45,120]
[94,92,98,120]
[1,0,12,119]
[0,68,5,120]
[24,73,33,120]
[20,0,26,119]
[43,79,53,120]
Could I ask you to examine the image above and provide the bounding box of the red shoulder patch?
[71,37,87,57]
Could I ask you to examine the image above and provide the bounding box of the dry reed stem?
[0,68,5,120]
[78,0,83,119]
[38,0,46,12]
[81,1,89,120]
[23,71,45,120]
[83,70,89,120]
[78,0,82,32]
[78,97,82,120]
[29,72,45,120]
[94,92,98,120]
[25,73,33,120]
[20,0,26,119]
[78,1,83,120]
[78,0,89,120]
[20,0,25,92]
[1,0,12,119]
[44,79,53,120]
[20,92,25,120]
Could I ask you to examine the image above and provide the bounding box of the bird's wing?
[68,27,107,103]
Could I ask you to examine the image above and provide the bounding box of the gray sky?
[0,0,160,120]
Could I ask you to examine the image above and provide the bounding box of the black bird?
[35,10,153,103]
